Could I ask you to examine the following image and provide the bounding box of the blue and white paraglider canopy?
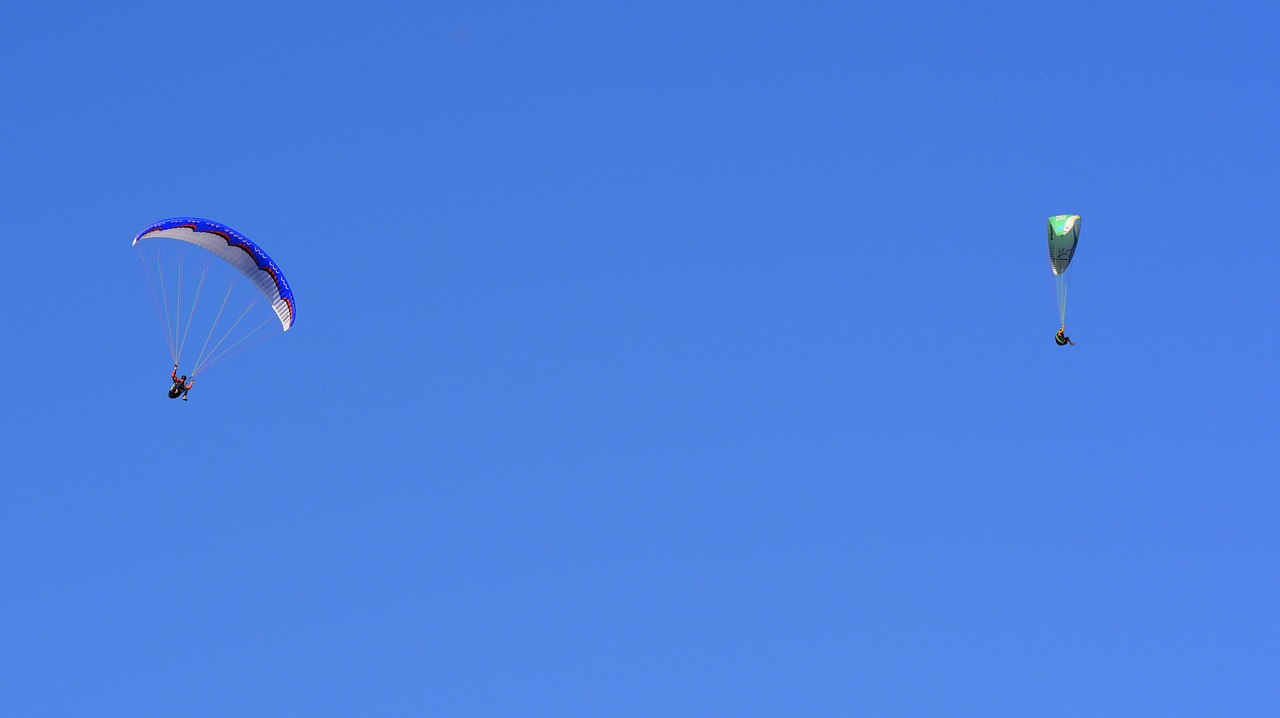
[134,217,295,378]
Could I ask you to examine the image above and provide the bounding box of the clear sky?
[2,2,1278,715]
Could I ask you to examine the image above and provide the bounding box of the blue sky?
[2,1,1278,715]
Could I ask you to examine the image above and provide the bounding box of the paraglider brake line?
[191,297,259,377]
[190,280,236,378]
[154,255,177,364]
[137,253,176,364]
[192,319,279,377]
[174,259,211,367]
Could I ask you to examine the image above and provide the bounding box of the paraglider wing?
[1046,214,1081,330]
[1047,214,1080,276]
[133,218,296,331]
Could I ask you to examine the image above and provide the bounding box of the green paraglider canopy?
[1047,214,1081,331]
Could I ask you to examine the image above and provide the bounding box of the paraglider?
[1047,214,1081,346]
[134,218,295,399]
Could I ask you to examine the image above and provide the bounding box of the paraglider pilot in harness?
[1055,326,1075,346]
[169,364,195,400]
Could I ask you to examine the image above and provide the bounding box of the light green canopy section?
[1047,214,1081,326]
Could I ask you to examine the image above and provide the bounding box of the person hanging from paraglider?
[1055,326,1075,346]
[169,364,195,401]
